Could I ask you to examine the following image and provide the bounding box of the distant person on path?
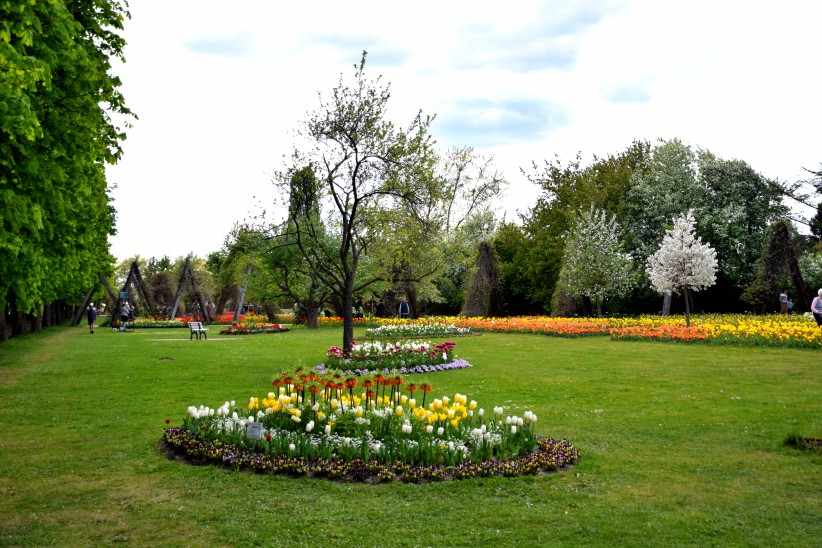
[398,298,410,319]
[120,301,131,332]
[811,289,822,326]
[86,303,97,334]
[779,290,789,315]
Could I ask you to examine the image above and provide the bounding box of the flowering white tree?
[646,210,718,326]
[557,206,635,314]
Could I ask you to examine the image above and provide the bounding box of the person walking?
[120,301,131,332]
[811,289,822,326]
[779,290,789,315]
[86,303,97,334]
[398,298,410,319]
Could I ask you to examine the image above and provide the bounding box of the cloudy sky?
[108,0,822,260]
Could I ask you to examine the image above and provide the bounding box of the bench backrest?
[189,321,203,330]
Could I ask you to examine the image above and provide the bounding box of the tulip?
[306,420,315,432]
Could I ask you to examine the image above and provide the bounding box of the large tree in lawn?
[281,53,435,354]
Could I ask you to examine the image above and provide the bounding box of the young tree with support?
[278,52,436,354]
[646,210,718,326]
[556,206,635,315]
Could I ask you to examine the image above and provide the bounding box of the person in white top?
[811,289,822,326]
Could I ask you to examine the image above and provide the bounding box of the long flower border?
[219,326,290,336]
[314,358,472,377]
[162,427,578,483]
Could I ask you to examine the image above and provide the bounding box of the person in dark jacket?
[86,303,97,334]
[398,298,410,319]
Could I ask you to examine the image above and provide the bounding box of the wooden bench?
[189,321,208,340]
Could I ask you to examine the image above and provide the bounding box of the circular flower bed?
[314,358,472,377]
[324,340,458,372]
[162,428,577,482]
[219,322,290,335]
[364,322,471,339]
[161,369,579,483]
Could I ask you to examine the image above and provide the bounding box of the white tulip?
[324,424,331,435]
[437,427,444,436]
[288,443,296,452]
[306,420,315,432]
[425,425,433,433]
[511,425,517,434]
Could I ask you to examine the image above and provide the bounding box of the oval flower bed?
[162,370,578,483]
[364,322,471,340]
[129,318,187,328]
[321,340,468,375]
[219,321,290,335]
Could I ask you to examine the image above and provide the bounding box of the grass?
[0,326,820,546]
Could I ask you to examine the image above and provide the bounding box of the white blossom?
[557,206,635,312]
[646,210,717,323]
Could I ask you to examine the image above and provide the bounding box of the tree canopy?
[0,0,130,337]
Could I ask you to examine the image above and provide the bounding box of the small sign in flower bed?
[219,322,290,335]
[364,322,471,340]
[320,340,471,375]
[161,369,578,483]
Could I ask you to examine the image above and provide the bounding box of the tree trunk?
[233,266,253,322]
[0,305,7,342]
[10,297,23,337]
[683,287,691,327]
[405,282,419,319]
[662,291,671,316]
[28,311,40,333]
[342,276,355,355]
[305,306,320,329]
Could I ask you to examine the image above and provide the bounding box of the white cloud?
[107,0,822,259]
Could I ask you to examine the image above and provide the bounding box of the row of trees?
[205,53,820,355]
[0,1,130,339]
[493,142,822,317]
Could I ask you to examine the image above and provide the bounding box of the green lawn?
[0,326,820,546]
